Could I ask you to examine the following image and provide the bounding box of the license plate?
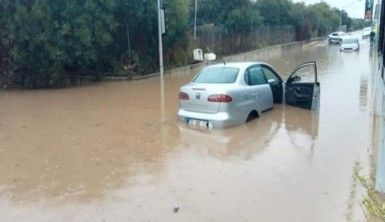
[186,119,209,129]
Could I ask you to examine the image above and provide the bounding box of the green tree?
[51,0,115,74]
[113,0,158,73]
[7,0,63,87]
[195,0,262,34]
[351,18,365,30]
[340,10,352,30]
[223,5,263,35]
[4,0,115,88]
[0,0,11,83]
[256,0,292,26]
[287,2,310,40]
[192,0,263,53]
[307,2,339,36]
[0,0,365,88]
[163,0,191,67]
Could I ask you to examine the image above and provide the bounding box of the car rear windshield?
[343,38,357,44]
[193,67,239,84]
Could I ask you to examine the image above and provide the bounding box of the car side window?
[245,66,267,86]
[290,64,315,83]
[262,67,279,82]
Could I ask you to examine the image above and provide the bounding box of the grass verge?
[354,161,385,221]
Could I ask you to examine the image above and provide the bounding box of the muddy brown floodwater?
[0,39,379,221]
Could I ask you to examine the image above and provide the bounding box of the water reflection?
[0,81,181,203]
[178,105,319,161]
[160,74,166,123]
[359,76,368,109]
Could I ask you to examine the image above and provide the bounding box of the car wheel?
[246,110,259,122]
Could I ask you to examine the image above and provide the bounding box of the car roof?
[206,62,265,69]
[332,31,346,34]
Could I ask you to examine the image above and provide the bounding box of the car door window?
[290,65,315,83]
[262,67,279,83]
[245,66,266,86]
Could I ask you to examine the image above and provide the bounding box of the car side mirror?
[290,75,301,82]
[267,79,276,84]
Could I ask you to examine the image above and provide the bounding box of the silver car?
[178,61,320,128]
[340,37,360,51]
[328,31,347,44]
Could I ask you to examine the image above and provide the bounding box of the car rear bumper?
[177,109,240,128]
[340,48,359,51]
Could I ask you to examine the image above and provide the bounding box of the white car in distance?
[340,37,360,51]
[328,31,347,44]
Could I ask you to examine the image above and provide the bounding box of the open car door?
[285,61,320,110]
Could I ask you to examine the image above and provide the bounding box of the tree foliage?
[2,0,115,87]
[256,0,292,26]
[0,0,365,88]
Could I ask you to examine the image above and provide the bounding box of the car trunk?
[341,43,355,50]
[180,83,225,114]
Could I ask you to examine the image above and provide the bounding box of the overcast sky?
[293,0,377,18]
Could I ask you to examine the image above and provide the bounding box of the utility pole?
[157,0,164,77]
[157,0,165,122]
[194,0,198,42]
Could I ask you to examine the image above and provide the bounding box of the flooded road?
[0,39,379,221]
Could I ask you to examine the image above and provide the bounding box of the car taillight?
[179,92,189,100]
[207,94,232,103]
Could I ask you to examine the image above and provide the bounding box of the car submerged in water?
[178,61,320,129]
[340,37,360,51]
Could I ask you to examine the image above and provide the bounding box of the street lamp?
[194,0,198,41]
